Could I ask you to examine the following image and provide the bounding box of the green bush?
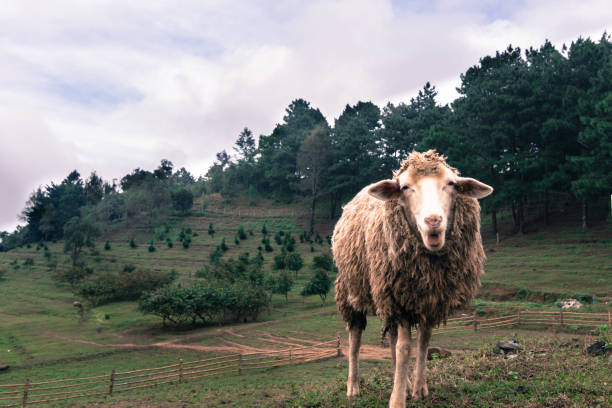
[129,238,137,248]
[220,238,228,251]
[104,240,111,250]
[209,246,223,265]
[238,225,247,240]
[274,231,282,245]
[140,275,269,325]
[148,241,156,252]
[167,238,173,248]
[78,269,176,306]
[182,236,191,249]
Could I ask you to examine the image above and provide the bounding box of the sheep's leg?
[388,324,398,369]
[347,325,363,399]
[389,324,412,408]
[411,325,432,399]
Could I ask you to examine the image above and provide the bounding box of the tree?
[153,159,174,180]
[273,271,294,303]
[328,101,381,218]
[63,216,100,267]
[234,127,257,163]
[297,125,332,235]
[256,99,328,199]
[301,270,332,305]
[285,253,304,278]
[171,188,194,214]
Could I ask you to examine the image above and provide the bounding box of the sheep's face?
[368,165,492,251]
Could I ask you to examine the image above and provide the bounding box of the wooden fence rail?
[1,311,610,407]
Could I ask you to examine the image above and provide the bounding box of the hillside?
[0,196,611,407]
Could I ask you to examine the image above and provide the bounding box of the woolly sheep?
[332,150,492,407]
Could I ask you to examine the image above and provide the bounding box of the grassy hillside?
[0,196,610,406]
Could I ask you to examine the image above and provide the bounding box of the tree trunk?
[581,199,588,230]
[309,194,317,236]
[518,199,526,234]
[544,190,550,225]
[491,210,498,235]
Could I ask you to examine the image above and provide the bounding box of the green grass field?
[1,197,610,406]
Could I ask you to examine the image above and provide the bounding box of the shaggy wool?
[333,151,485,330]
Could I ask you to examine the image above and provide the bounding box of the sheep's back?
[333,188,383,319]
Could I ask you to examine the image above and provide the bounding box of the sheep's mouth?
[424,230,444,249]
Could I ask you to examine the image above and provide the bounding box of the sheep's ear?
[456,177,493,199]
[368,180,400,201]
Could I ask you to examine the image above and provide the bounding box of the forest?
[1,34,611,251]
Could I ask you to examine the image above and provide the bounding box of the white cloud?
[0,0,610,232]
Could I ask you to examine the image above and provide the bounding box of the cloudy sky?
[0,0,610,232]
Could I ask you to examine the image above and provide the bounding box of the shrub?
[208,223,215,237]
[220,238,228,251]
[148,241,156,252]
[23,258,34,266]
[210,246,223,265]
[283,233,296,252]
[273,254,286,270]
[78,269,176,306]
[122,264,135,273]
[261,224,268,236]
[140,278,269,325]
[238,226,247,240]
[274,231,282,245]
[234,236,240,245]
[182,236,191,249]
[129,238,137,248]
[167,238,173,248]
[315,233,323,245]
[104,240,111,251]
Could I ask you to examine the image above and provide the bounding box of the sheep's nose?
[424,215,442,228]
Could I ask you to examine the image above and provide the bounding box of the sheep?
[332,150,492,407]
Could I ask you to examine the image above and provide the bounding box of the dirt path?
[45,328,465,362]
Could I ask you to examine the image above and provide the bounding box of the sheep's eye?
[401,185,410,191]
[447,181,456,187]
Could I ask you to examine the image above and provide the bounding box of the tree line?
[1,33,610,251]
[208,34,611,234]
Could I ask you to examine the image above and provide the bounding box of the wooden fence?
[2,311,611,406]
[0,338,339,407]
[431,309,611,336]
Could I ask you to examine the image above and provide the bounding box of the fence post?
[179,359,184,383]
[336,333,341,357]
[289,349,292,363]
[473,313,478,332]
[109,369,115,396]
[238,354,242,375]
[517,310,521,326]
[22,378,29,407]
[608,311,611,327]
[560,310,564,326]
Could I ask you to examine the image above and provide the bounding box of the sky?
[0,0,610,233]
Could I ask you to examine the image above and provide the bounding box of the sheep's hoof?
[388,394,406,408]
[411,382,429,400]
[346,379,359,398]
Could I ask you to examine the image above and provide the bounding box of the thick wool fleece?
[333,152,485,329]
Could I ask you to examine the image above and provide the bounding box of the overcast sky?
[0,0,610,233]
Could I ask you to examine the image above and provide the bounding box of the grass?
[0,198,611,406]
